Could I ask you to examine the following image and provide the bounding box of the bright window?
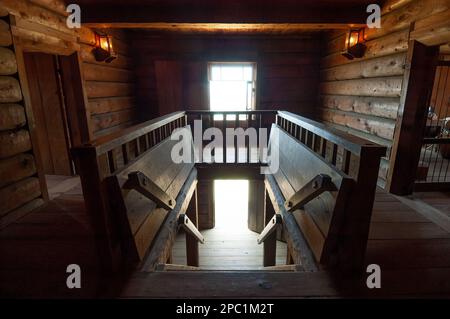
[208,63,256,120]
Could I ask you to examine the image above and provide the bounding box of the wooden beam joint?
[179,213,205,244]
[123,171,176,210]
[257,214,282,244]
[285,174,336,211]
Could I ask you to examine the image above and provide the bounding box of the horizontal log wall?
[78,27,138,137]
[0,11,41,225]
[131,35,321,119]
[318,0,449,187]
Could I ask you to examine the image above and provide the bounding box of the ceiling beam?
[77,3,370,27]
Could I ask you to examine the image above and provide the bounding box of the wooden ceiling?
[72,0,384,33]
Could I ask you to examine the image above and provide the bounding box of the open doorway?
[23,52,80,200]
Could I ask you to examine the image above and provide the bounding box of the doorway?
[23,52,79,200]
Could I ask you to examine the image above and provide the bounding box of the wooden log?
[320,95,400,120]
[381,0,415,14]
[0,47,17,75]
[10,26,79,56]
[320,77,403,98]
[0,103,26,130]
[89,96,135,115]
[83,63,134,82]
[410,9,450,46]
[29,0,68,15]
[0,153,36,188]
[0,129,31,158]
[365,0,449,41]
[2,0,74,35]
[440,43,450,55]
[0,76,22,103]
[0,197,44,230]
[0,6,9,17]
[85,81,134,99]
[0,20,12,47]
[92,108,135,132]
[321,121,393,158]
[321,108,396,140]
[322,30,409,69]
[326,33,347,55]
[0,177,41,216]
[321,53,406,81]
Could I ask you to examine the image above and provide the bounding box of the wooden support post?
[142,169,198,271]
[387,41,440,195]
[265,175,318,272]
[258,214,281,244]
[179,213,204,243]
[123,171,176,210]
[285,174,336,211]
[263,189,277,267]
[185,187,200,267]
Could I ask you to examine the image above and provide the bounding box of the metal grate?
[417,62,450,185]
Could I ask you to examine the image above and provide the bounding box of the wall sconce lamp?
[93,31,117,63]
[341,28,366,60]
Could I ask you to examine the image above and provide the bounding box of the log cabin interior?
[0,0,450,299]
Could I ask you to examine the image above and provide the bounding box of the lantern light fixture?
[92,31,117,63]
[341,28,366,60]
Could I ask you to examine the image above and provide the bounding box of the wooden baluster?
[321,139,327,158]
[107,150,116,174]
[331,143,338,166]
[144,134,150,150]
[235,114,239,163]
[210,113,215,161]
[122,143,130,165]
[342,149,351,174]
[135,138,141,157]
[222,114,226,163]
[246,113,251,162]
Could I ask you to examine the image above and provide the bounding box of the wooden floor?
[173,229,287,270]
[124,187,450,298]
[413,191,450,218]
[1,176,450,298]
[0,176,101,298]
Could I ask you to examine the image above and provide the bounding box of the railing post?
[263,189,277,267]
[186,187,199,267]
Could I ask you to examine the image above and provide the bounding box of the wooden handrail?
[90,111,186,155]
[276,111,386,157]
[187,110,277,114]
[423,137,450,144]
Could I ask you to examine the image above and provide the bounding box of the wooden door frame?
[386,40,440,195]
[12,23,92,201]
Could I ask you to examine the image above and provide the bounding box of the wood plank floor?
[1,176,450,298]
[0,176,101,298]
[413,191,450,218]
[173,229,287,270]
[124,187,450,298]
